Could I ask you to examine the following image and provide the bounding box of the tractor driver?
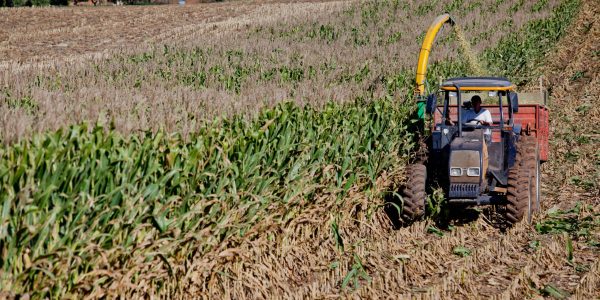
[445,95,493,139]
[463,95,493,142]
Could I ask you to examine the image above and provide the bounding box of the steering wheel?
[464,119,483,126]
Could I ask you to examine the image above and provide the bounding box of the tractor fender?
[489,169,507,186]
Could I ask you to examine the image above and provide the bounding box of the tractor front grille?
[449,183,480,198]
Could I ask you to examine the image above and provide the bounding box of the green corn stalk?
[0,96,415,298]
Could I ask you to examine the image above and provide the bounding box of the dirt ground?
[0,0,349,65]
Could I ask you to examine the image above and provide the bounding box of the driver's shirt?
[462,108,493,136]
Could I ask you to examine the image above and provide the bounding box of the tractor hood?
[448,130,484,198]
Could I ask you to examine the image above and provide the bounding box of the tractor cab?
[426,77,521,202]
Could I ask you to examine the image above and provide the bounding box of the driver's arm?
[481,110,493,126]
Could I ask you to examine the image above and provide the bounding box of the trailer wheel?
[400,164,427,223]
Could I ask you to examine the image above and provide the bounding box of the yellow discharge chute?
[415,13,455,96]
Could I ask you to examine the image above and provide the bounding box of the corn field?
[0,97,418,297]
[1,0,599,298]
[0,0,568,142]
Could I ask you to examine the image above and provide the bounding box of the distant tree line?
[0,0,67,6]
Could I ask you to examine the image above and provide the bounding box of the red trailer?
[435,99,550,161]
[513,103,549,161]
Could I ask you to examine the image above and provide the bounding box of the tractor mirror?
[509,92,519,113]
[426,93,437,114]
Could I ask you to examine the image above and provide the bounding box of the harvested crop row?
[0,0,352,64]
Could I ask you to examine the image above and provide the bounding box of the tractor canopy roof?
[440,77,515,91]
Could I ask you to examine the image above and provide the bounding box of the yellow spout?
[415,14,455,96]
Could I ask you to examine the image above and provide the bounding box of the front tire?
[400,164,427,223]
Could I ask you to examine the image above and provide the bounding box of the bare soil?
[0,0,346,64]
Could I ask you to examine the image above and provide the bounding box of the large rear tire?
[505,135,537,226]
[505,168,533,225]
[518,135,540,211]
[400,164,427,223]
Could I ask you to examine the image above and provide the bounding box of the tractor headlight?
[467,167,480,177]
[450,167,462,177]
